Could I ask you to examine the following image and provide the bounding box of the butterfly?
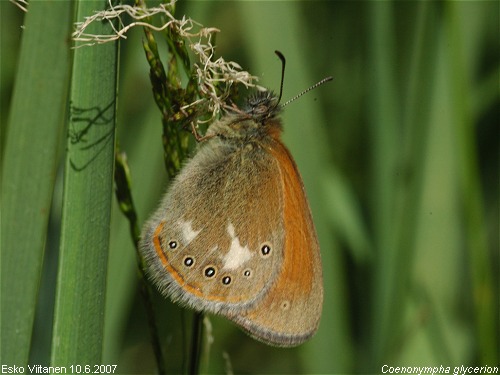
[140,51,329,347]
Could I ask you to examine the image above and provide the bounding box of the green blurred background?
[1,1,498,374]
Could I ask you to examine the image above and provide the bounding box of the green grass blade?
[445,2,498,364]
[50,0,119,366]
[1,0,72,367]
[366,2,400,366]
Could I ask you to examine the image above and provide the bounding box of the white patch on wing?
[223,223,252,270]
[178,220,201,244]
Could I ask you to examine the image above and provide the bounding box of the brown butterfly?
[140,51,330,347]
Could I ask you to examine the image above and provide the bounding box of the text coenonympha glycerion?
[140,51,331,347]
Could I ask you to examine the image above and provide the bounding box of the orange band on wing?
[153,221,197,291]
[269,141,316,297]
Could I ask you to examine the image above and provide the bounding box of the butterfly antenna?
[274,50,286,105]
[281,76,333,108]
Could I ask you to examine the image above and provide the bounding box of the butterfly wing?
[140,138,286,314]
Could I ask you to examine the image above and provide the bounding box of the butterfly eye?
[261,244,272,257]
[204,266,217,278]
[168,240,178,250]
[222,276,232,285]
[183,256,195,267]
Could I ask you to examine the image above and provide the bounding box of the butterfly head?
[245,90,282,124]
[205,90,283,142]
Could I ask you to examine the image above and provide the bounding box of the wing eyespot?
[221,275,232,285]
[260,243,272,257]
[281,300,291,311]
[183,256,195,267]
[204,266,217,278]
